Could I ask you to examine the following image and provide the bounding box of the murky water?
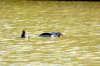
[0,1,100,66]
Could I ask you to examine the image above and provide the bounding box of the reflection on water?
[0,1,100,66]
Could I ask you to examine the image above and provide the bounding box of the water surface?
[0,1,100,66]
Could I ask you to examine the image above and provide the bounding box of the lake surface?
[0,1,100,66]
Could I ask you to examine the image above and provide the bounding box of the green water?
[0,1,100,66]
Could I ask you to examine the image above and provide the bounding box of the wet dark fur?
[39,33,52,37]
[39,32,62,37]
